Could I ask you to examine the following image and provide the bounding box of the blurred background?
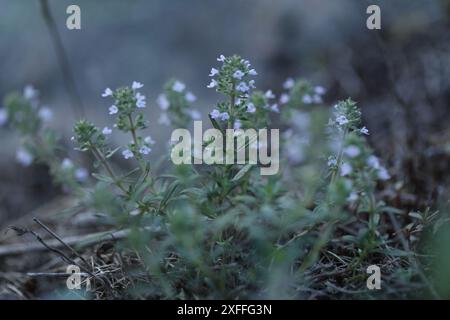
[0,0,449,223]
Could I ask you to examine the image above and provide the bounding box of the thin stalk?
[39,0,85,119]
[127,114,146,172]
[90,145,128,195]
[228,82,236,129]
[331,128,348,183]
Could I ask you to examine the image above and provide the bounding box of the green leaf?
[159,181,180,210]
[231,164,253,182]
[105,147,121,159]
[91,173,114,184]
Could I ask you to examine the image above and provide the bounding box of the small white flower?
[340,162,353,176]
[139,146,152,155]
[241,59,251,68]
[360,126,369,135]
[144,136,155,145]
[366,155,380,169]
[302,94,313,104]
[109,105,118,115]
[280,94,290,104]
[75,168,89,182]
[270,104,280,113]
[248,69,257,76]
[207,79,218,89]
[189,109,201,120]
[135,92,146,108]
[209,68,219,77]
[136,99,146,108]
[344,145,360,158]
[236,82,250,92]
[217,54,226,62]
[312,94,323,104]
[102,127,112,135]
[265,90,275,99]
[347,192,358,202]
[240,58,249,66]
[336,115,349,126]
[122,149,134,159]
[234,120,242,130]
[172,81,185,93]
[377,166,391,180]
[16,148,33,167]
[246,103,256,113]
[210,109,221,119]
[157,94,170,110]
[314,86,326,95]
[0,108,8,126]
[233,70,245,80]
[132,81,144,90]
[248,80,256,88]
[220,112,230,121]
[185,92,197,102]
[283,78,295,89]
[24,85,39,100]
[61,158,74,170]
[38,107,53,122]
[102,88,113,98]
[327,156,337,167]
[158,113,171,125]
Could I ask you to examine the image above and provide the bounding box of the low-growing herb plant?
[1,55,438,299]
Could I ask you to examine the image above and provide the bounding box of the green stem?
[228,83,236,129]
[331,128,348,183]
[368,192,377,242]
[90,145,128,195]
[128,114,146,173]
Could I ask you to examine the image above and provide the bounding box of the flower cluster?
[207,54,257,96]
[326,100,391,213]
[3,85,53,167]
[2,85,88,187]
[1,85,53,137]
[73,119,107,153]
[101,82,152,160]
[328,98,363,132]
[279,78,326,109]
[156,79,200,128]
[207,54,277,130]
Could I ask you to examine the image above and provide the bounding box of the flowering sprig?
[156,79,200,128]
[2,86,87,189]
[279,78,326,110]
[73,119,129,194]
[326,99,391,246]
[207,55,256,96]
[329,98,362,132]
[102,83,151,167]
[207,54,258,129]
